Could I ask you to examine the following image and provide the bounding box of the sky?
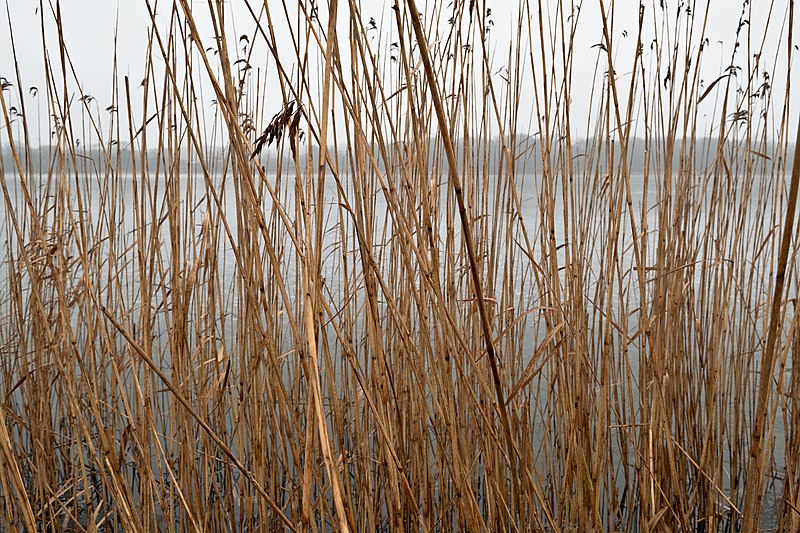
[0,0,798,147]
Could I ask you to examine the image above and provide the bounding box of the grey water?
[0,166,793,530]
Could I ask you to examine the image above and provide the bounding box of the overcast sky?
[0,0,797,146]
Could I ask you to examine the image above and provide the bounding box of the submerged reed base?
[0,0,799,531]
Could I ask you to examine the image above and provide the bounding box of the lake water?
[0,166,794,530]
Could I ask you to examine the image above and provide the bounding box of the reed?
[0,0,798,531]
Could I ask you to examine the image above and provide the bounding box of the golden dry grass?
[0,0,799,531]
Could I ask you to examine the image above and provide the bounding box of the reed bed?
[0,0,799,531]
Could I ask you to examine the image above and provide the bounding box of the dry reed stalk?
[741,91,800,532]
[0,0,797,530]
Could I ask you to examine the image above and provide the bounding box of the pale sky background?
[0,0,798,147]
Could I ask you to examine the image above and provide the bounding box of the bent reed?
[1,0,799,531]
